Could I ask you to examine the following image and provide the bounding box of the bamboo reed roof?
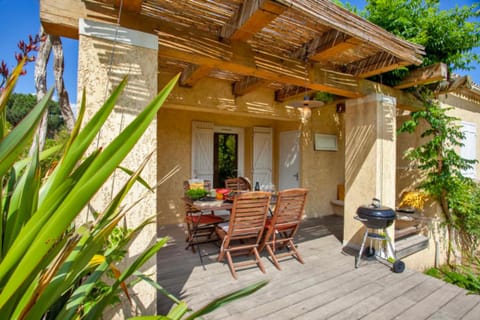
[41,0,427,100]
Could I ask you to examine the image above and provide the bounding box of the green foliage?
[6,92,65,138]
[217,133,237,183]
[425,261,480,295]
[398,97,480,262]
[448,179,480,256]
[314,91,334,103]
[358,0,480,85]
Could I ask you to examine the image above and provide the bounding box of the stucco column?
[77,19,158,317]
[344,94,397,251]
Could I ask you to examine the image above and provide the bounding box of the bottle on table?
[254,181,260,191]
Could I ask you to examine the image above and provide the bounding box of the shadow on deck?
[155,215,479,319]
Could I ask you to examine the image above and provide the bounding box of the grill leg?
[385,230,396,259]
[356,228,369,268]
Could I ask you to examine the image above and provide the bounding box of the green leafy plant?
[186,188,208,200]
[0,55,268,319]
[0,54,179,318]
[398,96,479,264]
[426,257,480,295]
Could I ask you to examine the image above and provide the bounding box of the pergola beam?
[275,85,313,102]
[180,64,213,87]
[233,76,266,96]
[308,30,362,62]
[344,51,411,78]
[220,0,288,41]
[114,0,143,12]
[40,0,425,109]
[221,0,288,94]
[156,29,362,98]
[394,63,448,89]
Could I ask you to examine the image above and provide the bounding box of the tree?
[357,0,480,263]
[6,92,64,138]
[360,0,480,85]
[33,26,75,152]
[51,33,75,131]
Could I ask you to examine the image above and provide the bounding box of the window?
[460,122,477,179]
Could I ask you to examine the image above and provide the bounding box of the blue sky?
[0,0,478,105]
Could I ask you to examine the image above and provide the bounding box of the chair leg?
[265,244,281,270]
[287,239,304,264]
[185,223,196,253]
[253,247,266,274]
[225,251,237,279]
[217,249,225,262]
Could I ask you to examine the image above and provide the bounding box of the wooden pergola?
[40,0,444,109]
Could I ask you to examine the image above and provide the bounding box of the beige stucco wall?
[344,94,397,249]
[78,24,158,317]
[302,104,346,217]
[155,72,346,225]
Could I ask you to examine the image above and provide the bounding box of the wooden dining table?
[182,197,233,212]
[183,192,277,218]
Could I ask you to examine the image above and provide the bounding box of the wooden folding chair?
[259,188,308,270]
[224,177,251,191]
[216,191,271,279]
[183,180,224,254]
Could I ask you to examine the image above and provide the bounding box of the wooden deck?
[156,216,480,319]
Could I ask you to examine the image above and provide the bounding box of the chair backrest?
[227,191,271,240]
[271,188,308,230]
[224,177,251,191]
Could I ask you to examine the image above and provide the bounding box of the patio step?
[395,234,429,259]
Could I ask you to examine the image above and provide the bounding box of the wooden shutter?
[252,127,273,189]
[192,121,214,181]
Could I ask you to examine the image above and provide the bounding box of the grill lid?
[357,205,396,220]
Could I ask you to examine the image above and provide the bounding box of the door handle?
[293,172,299,181]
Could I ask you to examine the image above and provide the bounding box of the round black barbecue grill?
[355,199,405,273]
[356,205,396,229]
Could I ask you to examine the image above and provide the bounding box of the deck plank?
[429,291,480,319]
[155,216,480,319]
[394,282,465,320]
[461,301,480,320]
[327,271,428,320]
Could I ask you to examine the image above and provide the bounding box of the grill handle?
[372,198,381,208]
[354,216,368,222]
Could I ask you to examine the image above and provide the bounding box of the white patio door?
[279,130,300,190]
[252,127,273,189]
[191,121,214,181]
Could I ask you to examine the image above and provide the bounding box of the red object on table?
[215,188,230,200]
